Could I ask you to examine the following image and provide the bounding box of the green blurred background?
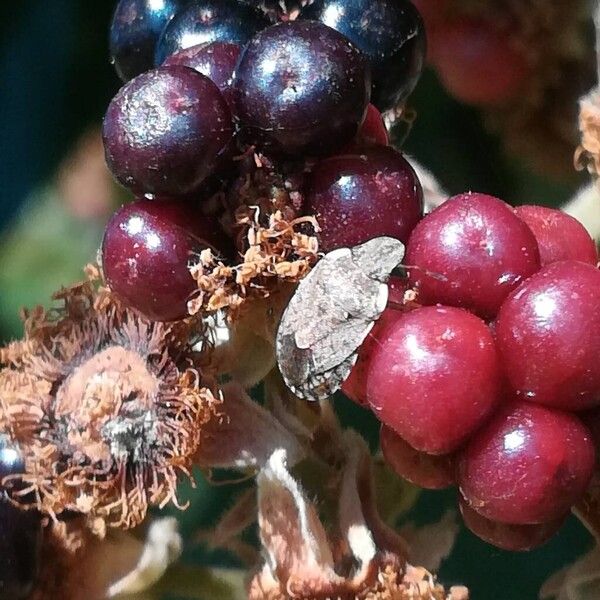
[0,2,594,599]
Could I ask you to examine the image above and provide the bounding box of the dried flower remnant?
[188,207,319,318]
[248,440,467,600]
[195,382,304,471]
[575,88,600,178]
[0,280,217,532]
[31,517,182,600]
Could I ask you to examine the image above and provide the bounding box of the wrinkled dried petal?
[195,383,304,470]
[107,517,182,597]
[576,88,600,177]
[32,521,140,600]
[32,517,179,600]
[252,449,346,598]
[339,432,408,568]
[196,488,260,566]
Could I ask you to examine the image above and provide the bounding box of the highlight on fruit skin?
[0,275,218,533]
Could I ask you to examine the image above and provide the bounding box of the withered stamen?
[0,280,217,533]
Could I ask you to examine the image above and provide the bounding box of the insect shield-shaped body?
[276,237,405,401]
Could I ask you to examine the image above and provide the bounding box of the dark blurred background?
[0,3,593,599]
[0,2,117,226]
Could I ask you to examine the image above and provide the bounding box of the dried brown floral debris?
[575,88,600,178]
[186,149,320,319]
[0,278,218,533]
[188,207,319,318]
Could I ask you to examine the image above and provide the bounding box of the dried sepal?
[540,546,600,600]
[576,88,600,178]
[188,208,319,319]
[196,488,260,566]
[107,517,182,597]
[400,511,460,573]
[0,280,217,531]
[338,432,409,568]
[251,449,347,599]
[207,287,294,388]
[249,446,467,599]
[265,371,322,443]
[574,471,600,542]
[195,382,304,470]
[32,517,180,600]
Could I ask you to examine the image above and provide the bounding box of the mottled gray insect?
[276,236,405,401]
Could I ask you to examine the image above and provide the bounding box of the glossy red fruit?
[514,205,598,266]
[103,66,233,196]
[163,41,241,107]
[340,104,389,154]
[406,192,541,318]
[358,104,389,146]
[458,401,595,524]
[305,146,423,251]
[342,283,406,406]
[366,306,503,454]
[459,498,564,551]
[381,425,455,489]
[495,261,600,410]
[102,199,227,321]
[429,18,529,106]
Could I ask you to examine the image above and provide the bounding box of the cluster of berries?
[3,0,600,597]
[103,0,600,554]
[101,0,425,321]
[344,194,600,551]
